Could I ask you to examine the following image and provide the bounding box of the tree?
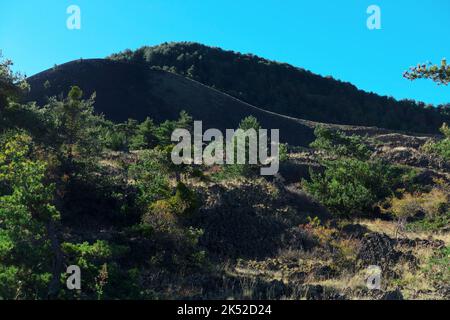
[404,58,450,85]
[129,117,158,150]
[176,110,194,132]
[218,115,287,179]
[310,126,372,160]
[404,59,450,159]
[44,86,102,178]
[220,116,261,177]
[304,126,393,216]
[156,111,193,147]
[0,132,62,299]
[422,123,450,160]
[238,115,261,131]
[305,158,393,216]
[115,119,138,151]
[0,54,28,113]
[128,148,172,207]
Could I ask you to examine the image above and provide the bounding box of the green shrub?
[213,163,254,181]
[61,240,129,299]
[169,182,199,217]
[144,182,198,226]
[304,158,394,215]
[129,117,158,150]
[106,131,128,151]
[305,125,397,216]
[0,132,60,299]
[212,116,287,181]
[422,123,450,160]
[128,149,172,206]
[310,126,372,160]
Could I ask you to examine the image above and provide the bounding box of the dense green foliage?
[422,123,450,160]
[109,42,450,134]
[105,111,193,152]
[128,148,172,206]
[1,53,228,298]
[223,116,262,178]
[0,54,28,112]
[305,127,394,215]
[212,116,287,180]
[310,126,372,160]
[0,133,60,299]
[305,158,394,216]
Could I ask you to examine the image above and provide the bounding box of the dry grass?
[313,272,366,291]
[357,218,450,244]
[389,244,446,300]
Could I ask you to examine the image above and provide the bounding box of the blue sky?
[1,0,449,105]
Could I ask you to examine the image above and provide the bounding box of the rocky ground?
[181,130,449,300]
[97,129,448,300]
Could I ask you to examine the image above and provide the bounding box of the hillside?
[26,58,435,148]
[108,42,450,134]
[26,59,320,146]
[2,44,449,301]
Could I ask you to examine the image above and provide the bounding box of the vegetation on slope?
[1,52,449,300]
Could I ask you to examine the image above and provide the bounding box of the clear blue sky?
[1,0,449,105]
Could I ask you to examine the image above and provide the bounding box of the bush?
[61,240,129,299]
[304,158,394,216]
[128,149,172,207]
[386,188,449,232]
[388,193,423,220]
[310,126,372,160]
[142,201,178,232]
[169,182,199,217]
[144,182,198,226]
[213,163,254,181]
[305,125,397,216]
[388,189,448,219]
[106,131,128,151]
[141,189,206,273]
[420,188,448,217]
[129,117,158,150]
[422,123,450,160]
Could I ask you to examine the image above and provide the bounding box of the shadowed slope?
[109,42,450,134]
[26,59,319,146]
